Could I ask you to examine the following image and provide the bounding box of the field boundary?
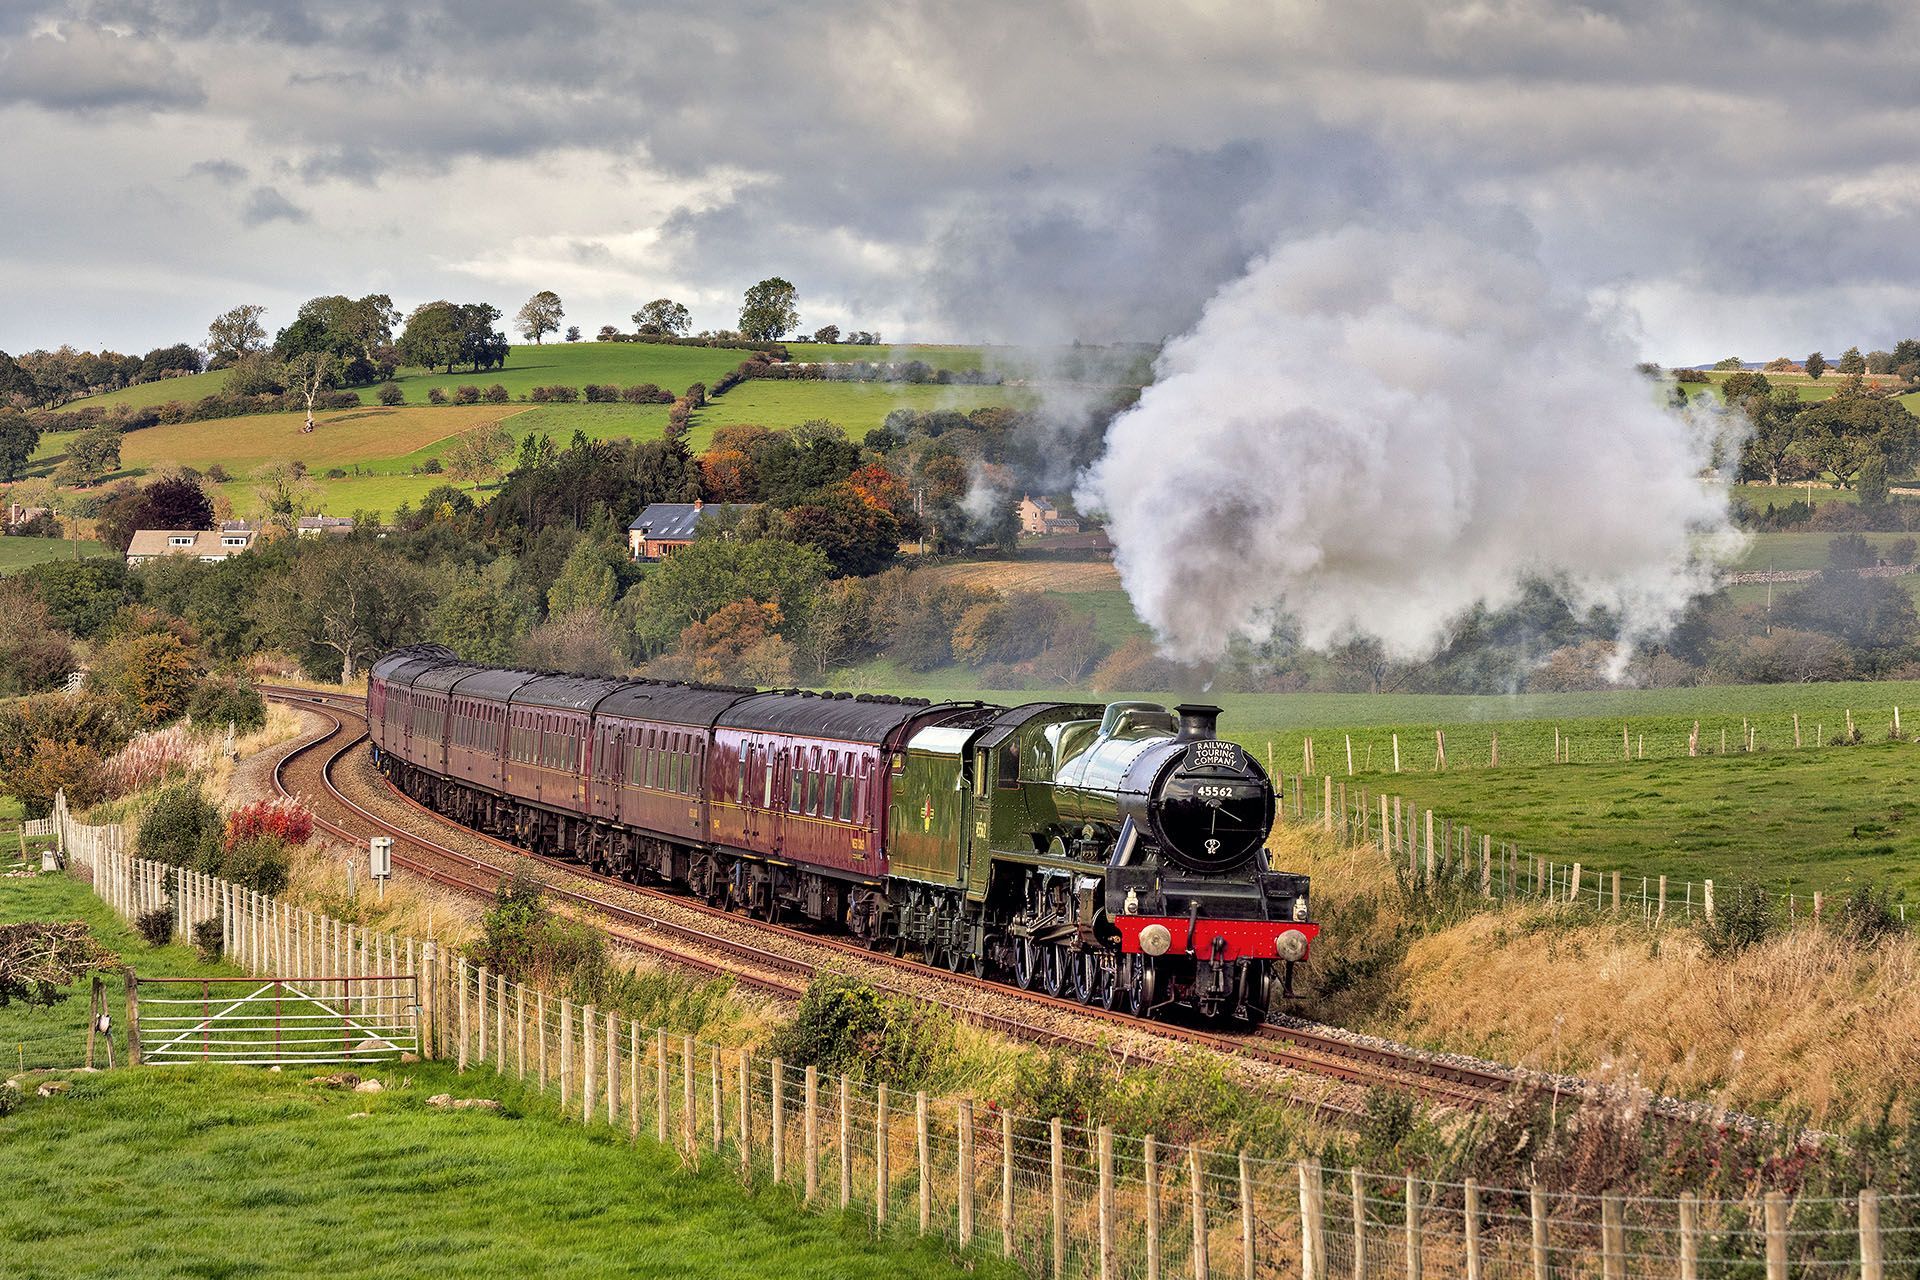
[50,794,1911,1279]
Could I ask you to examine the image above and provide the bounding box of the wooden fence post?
[1860,1189,1882,1280]
[712,1046,723,1153]
[476,965,488,1064]
[1765,1191,1787,1280]
[877,1084,891,1225]
[608,1018,620,1127]
[1404,1176,1421,1280]
[1463,1177,1481,1280]
[1189,1147,1209,1280]
[1239,1152,1255,1280]
[557,997,570,1104]
[916,1091,931,1235]
[839,1075,852,1208]
[497,972,508,1075]
[1350,1169,1367,1280]
[1601,1194,1623,1280]
[1679,1192,1699,1280]
[1299,1159,1324,1280]
[630,1022,641,1139]
[1098,1125,1115,1280]
[738,1048,751,1176]
[124,970,142,1066]
[1145,1135,1161,1280]
[804,1065,819,1201]
[1528,1185,1547,1280]
[958,1099,975,1248]
[772,1059,787,1185]
[1002,1112,1015,1259]
[536,990,547,1088]
[657,1030,670,1144]
[581,1005,595,1124]
[681,1035,694,1154]
[1050,1117,1064,1279]
[458,961,472,1072]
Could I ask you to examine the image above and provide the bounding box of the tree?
[0,410,40,481]
[516,607,626,676]
[793,576,877,676]
[430,566,535,664]
[442,420,515,485]
[1712,356,1743,371]
[252,459,320,534]
[627,536,829,654]
[811,325,841,344]
[516,291,564,344]
[739,277,800,341]
[21,558,130,638]
[1868,350,1895,375]
[672,600,793,684]
[0,577,74,695]
[90,629,201,727]
[565,325,581,343]
[57,424,122,486]
[1839,347,1867,375]
[140,343,203,381]
[399,301,508,374]
[782,481,902,576]
[1794,394,1920,488]
[633,299,691,337]
[282,350,338,433]
[97,475,214,552]
[546,538,620,616]
[207,304,268,365]
[1805,351,1827,380]
[264,539,435,681]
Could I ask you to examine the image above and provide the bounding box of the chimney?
[1173,704,1221,741]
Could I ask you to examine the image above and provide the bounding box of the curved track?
[264,686,1535,1112]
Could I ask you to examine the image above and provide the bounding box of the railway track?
[263,686,1529,1113]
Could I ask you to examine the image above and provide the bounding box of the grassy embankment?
[0,869,1007,1280]
[0,534,111,574]
[33,343,1036,520]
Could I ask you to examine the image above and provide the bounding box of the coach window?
[693,740,705,793]
[789,749,805,813]
[762,750,776,809]
[809,749,825,815]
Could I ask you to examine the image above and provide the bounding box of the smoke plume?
[1077,221,1746,663]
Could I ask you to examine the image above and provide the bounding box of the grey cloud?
[0,20,204,112]
[240,185,309,226]
[186,157,247,184]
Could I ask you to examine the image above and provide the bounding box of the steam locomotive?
[368,645,1316,1022]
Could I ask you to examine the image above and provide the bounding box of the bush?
[186,674,266,732]
[583,383,618,403]
[193,916,224,961]
[529,385,579,404]
[1698,881,1776,956]
[622,383,671,404]
[324,467,346,479]
[225,796,314,848]
[484,384,510,404]
[1828,532,1876,569]
[1836,886,1906,946]
[765,970,952,1089]
[420,458,442,474]
[135,904,174,947]
[0,1079,18,1118]
[221,834,290,895]
[376,382,404,405]
[1891,537,1916,566]
[453,385,480,405]
[427,387,447,405]
[134,781,222,869]
[204,463,230,484]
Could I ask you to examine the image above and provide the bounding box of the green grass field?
[0,867,1002,1279]
[55,342,751,415]
[693,380,1039,439]
[0,535,110,574]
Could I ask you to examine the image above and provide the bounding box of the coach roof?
[512,674,630,712]
[718,689,969,744]
[596,680,755,727]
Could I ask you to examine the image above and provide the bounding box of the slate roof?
[125,528,256,560]
[627,502,753,542]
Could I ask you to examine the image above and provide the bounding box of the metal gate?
[131,975,420,1066]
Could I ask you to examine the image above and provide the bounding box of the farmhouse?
[628,499,756,560]
[6,502,50,529]
[126,526,258,565]
[1017,494,1080,536]
[296,514,355,537]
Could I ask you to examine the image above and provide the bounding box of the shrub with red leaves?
[224,797,313,850]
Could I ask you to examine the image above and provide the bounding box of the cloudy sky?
[3,0,1918,362]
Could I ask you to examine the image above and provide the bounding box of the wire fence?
[54,801,1916,1278]
[1275,775,1903,929]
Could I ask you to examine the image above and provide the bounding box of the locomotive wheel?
[1127,956,1160,1018]
[1071,952,1099,1005]
[1242,965,1275,1027]
[1098,959,1123,1011]
[1014,938,1041,990]
[970,947,988,980]
[1042,944,1071,998]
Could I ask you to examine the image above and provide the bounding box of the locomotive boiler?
[368,646,1316,1023]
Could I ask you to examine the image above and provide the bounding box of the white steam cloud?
[1078,222,1746,663]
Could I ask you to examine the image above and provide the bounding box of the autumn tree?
[0,577,75,695]
[207,303,268,365]
[516,290,565,344]
[632,298,691,337]
[673,600,793,684]
[89,629,201,727]
[252,459,320,534]
[441,420,516,484]
[739,277,800,341]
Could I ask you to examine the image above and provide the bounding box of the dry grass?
[1274,822,1920,1126]
[922,559,1120,594]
